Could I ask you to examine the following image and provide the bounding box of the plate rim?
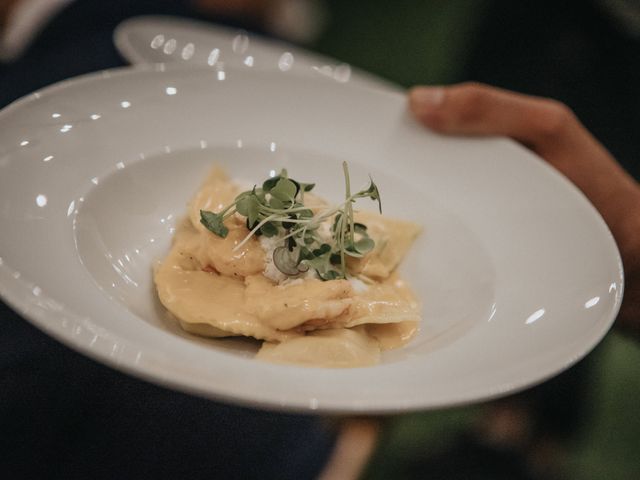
[112,14,402,92]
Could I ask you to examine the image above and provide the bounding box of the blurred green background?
[360,335,640,480]
[312,0,489,87]
[307,1,640,479]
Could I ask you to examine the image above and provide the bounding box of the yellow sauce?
[154,166,422,367]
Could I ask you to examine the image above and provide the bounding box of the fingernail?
[410,87,445,111]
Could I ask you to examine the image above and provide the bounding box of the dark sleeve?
[0,2,336,478]
[0,301,336,480]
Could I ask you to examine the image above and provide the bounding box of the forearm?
[613,189,640,338]
[0,0,21,28]
[550,117,640,336]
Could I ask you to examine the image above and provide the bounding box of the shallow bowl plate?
[0,66,622,413]
[114,15,394,90]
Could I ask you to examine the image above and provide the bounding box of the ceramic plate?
[114,15,394,90]
[0,66,622,413]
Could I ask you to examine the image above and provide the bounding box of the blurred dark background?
[313,2,640,479]
[1,1,639,479]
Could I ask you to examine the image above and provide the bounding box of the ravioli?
[154,166,422,367]
[256,327,381,368]
[155,243,297,342]
[349,211,422,281]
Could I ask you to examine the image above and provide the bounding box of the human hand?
[409,83,640,338]
[0,0,22,28]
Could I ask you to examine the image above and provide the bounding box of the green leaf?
[345,236,375,258]
[270,178,298,202]
[262,175,281,193]
[298,247,313,261]
[302,249,329,267]
[246,218,258,231]
[302,256,327,272]
[318,269,340,281]
[235,197,249,216]
[344,245,364,258]
[312,244,331,256]
[236,194,260,227]
[247,197,260,227]
[253,187,266,203]
[355,237,375,253]
[332,213,343,233]
[366,177,382,213]
[301,247,345,281]
[234,190,252,203]
[282,215,297,229]
[289,179,302,198]
[268,197,285,210]
[353,222,367,234]
[200,210,228,238]
[260,222,278,237]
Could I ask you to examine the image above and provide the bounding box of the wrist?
[610,184,640,337]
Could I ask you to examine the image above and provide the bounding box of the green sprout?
[199,162,381,280]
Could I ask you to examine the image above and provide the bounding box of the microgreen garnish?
[199,162,381,280]
[200,209,229,238]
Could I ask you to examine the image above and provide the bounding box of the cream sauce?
[349,211,422,280]
[244,275,353,330]
[155,246,296,342]
[256,327,381,368]
[154,166,423,367]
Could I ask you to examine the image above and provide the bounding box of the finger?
[408,82,577,155]
[409,83,640,339]
[408,82,636,214]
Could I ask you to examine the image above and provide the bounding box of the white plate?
[114,15,394,90]
[0,66,622,413]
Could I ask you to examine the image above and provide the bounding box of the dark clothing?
[0,2,335,479]
[0,0,263,108]
[0,303,336,480]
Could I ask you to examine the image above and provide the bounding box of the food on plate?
[154,163,421,367]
